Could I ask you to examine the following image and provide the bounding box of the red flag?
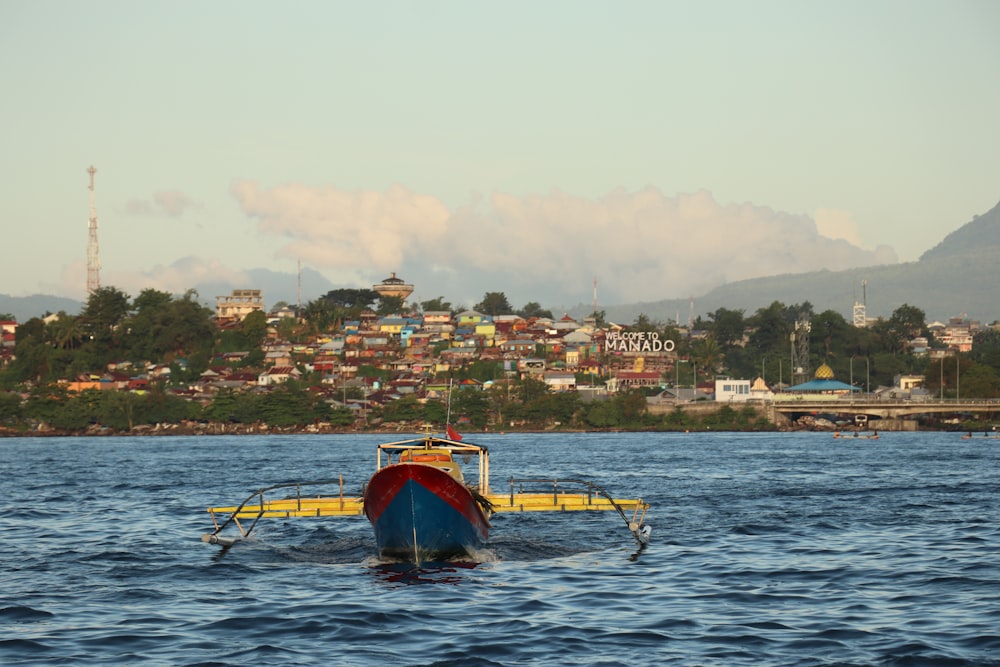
[446,424,463,441]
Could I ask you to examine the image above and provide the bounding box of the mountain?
[6,202,998,326]
[570,200,1000,325]
[0,294,84,323]
[188,266,337,311]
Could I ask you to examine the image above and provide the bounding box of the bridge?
[768,397,1000,422]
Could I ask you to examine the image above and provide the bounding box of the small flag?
[446,424,463,441]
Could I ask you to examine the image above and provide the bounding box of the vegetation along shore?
[1,279,998,437]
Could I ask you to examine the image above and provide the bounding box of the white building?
[715,377,751,402]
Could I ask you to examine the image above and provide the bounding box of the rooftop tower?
[373,272,414,307]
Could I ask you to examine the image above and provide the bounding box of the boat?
[960,431,1000,440]
[202,429,651,563]
[363,435,492,561]
[833,431,880,440]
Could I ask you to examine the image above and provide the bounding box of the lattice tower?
[790,318,811,385]
[87,165,101,294]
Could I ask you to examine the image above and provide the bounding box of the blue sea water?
[1,431,999,666]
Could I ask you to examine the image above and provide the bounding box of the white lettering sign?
[604,331,675,353]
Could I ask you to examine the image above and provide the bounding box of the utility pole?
[87,165,101,294]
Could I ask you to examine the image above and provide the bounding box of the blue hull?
[364,464,490,562]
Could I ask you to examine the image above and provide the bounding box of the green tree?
[690,337,722,376]
[584,398,620,428]
[631,313,659,332]
[125,289,174,360]
[376,294,405,316]
[302,298,338,333]
[7,332,55,384]
[474,292,513,317]
[381,394,426,423]
[451,387,491,428]
[517,302,553,319]
[707,307,745,349]
[81,285,131,345]
[420,297,453,313]
[321,288,378,311]
[956,363,1000,398]
[241,309,268,348]
[46,312,86,350]
[746,301,793,355]
[0,391,23,425]
[812,310,851,361]
[156,291,216,360]
[884,304,927,354]
[258,382,328,427]
[971,329,1000,374]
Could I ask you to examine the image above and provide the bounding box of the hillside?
[0,294,83,323]
[6,201,999,326]
[573,199,1000,325]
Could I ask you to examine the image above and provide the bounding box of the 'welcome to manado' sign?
[603,331,675,353]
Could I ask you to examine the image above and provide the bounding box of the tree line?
[1,286,999,435]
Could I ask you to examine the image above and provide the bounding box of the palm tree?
[46,312,85,350]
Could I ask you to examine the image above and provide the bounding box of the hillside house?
[258,366,301,386]
[543,371,576,392]
[216,289,264,321]
[501,339,536,356]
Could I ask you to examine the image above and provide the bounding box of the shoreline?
[0,421,973,438]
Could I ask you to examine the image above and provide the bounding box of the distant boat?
[960,431,1000,440]
[833,431,880,440]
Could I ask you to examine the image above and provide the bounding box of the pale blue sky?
[2,0,997,309]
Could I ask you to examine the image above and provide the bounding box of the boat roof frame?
[375,432,490,494]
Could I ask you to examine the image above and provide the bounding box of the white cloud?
[230,182,899,308]
[231,181,451,278]
[46,257,252,302]
[815,208,863,246]
[124,191,199,218]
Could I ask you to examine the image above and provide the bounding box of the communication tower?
[592,276,598,315]
[86,165,101,294]
[790,318,811,386]
[852,279,868,327]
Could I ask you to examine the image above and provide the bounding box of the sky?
[1,0,998,312]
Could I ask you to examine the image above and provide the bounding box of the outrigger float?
[202,430,651,563]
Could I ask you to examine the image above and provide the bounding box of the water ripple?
[1,432,999,665]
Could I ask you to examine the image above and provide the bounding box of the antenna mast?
[852,279,868,327]
[86,165,101,294]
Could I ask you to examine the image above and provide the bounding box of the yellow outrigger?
[202,432,651,556]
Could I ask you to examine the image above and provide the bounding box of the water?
[2,432,999,666]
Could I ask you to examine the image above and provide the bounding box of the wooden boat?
[202,430,650,563]
[833,431,880,440]
[960,431,1000,440]
[363,436,492,562]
